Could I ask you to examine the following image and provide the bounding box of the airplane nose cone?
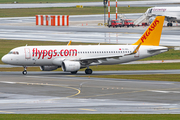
[1,55,8,64]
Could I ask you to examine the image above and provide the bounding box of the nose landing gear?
[22,66,27,75]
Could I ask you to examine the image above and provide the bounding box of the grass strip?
[85,74,180,82]
[0,114,180,120]
[0,7,148,17]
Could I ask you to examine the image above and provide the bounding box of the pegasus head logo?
[141,18,160,43]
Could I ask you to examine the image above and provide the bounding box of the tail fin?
[132,16,165,46]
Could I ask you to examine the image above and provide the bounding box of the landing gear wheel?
[22,70,27,75]
[85,69,92,74]
[71,71,78,74]
[22,66,27,75]
[170,23,173,26]
[167,23,172,27]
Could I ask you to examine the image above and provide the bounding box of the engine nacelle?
[40,66,58,71]
[62,61,80,72]
[149,16,156,24]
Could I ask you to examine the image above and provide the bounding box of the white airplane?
[1,16,168,75]
[145,7,180,26]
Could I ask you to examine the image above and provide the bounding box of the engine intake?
[62,61,80,72]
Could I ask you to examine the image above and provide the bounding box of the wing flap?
[79,54,123,61]
[79,43,142,61]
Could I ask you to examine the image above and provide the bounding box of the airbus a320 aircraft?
[1,16,168,75]
[145,7,180,26]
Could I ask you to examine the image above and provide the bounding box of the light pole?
[103,0,107,26]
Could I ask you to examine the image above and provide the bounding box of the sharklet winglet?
[132,42,142,54]
[67,40,72,46]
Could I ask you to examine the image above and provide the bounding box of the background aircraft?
[135,7,180,27]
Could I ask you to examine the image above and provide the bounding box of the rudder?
[133,16,165,46]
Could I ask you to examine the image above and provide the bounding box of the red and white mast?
[116,0,118,20]
[108,0,110,24]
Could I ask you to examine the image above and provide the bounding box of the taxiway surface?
[0,72,180,114]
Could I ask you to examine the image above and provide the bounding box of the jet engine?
[40,66,59,71]
[148,16,156,24]
[62,61,80,72]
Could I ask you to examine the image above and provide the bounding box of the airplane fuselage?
[2,45,168,66]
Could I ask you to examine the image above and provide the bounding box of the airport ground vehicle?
[122,19,134,27]
[108,20,122,28]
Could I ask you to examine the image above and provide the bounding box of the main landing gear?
[70,69,92,74]
[85,68,92,74]
[71,71,78,74]
[167,22,172,27]
[22,66,27,75]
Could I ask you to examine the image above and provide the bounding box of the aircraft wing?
[79,43,142,61]
[78,52,135,65]
[152,14,177,20]
[79,54,123,61]
[164,15,177,20]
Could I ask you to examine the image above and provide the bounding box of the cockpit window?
[148,9,152,13]
[8,51,19,55]
[16,51,19,54]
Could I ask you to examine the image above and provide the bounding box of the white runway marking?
[148,90,180,94]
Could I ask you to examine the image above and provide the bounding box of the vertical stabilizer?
[133,16,165,46]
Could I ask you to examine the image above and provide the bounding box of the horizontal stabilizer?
[147,47,168,53]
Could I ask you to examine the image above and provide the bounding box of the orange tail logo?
[133,16,165,46]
